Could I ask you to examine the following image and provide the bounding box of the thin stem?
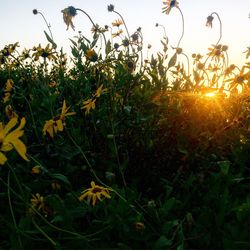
[7,172,23,249]
[176,7,185,49]
[113,10,130,38]
[38,11,53,41]
[76,8,107,47]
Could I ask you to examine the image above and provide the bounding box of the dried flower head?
[61,6,77,30]
[162,0,179,15]
[33,9,38,15]
[206,15,214,28]
[107,4,115,12]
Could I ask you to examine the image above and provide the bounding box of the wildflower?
[43,119,59,138]
[61,6,77,30]
[206,15,214,28]
[5,105,18,120]
[207,44,224,62]
[43,100,75,138]
[30,193,45,211]
[0,117,29,165]
[226,69,247,90]
[112,19,123,27]
[114,43,120,49]
[94,84,108,98]
[162,0,179,15]
[243,47,250,59]
[107,4,115,12]
[79,181,112,206]
[85,49,98,62]
[3,79,14,103]
[31,165,41,174]
[131,33,139,43]
[134,222,146,231]
[32,44,56,61]
[59,100,76,120]
[51,181,61,190]
[81,98,96,115]
[122,39,130,47]
[112,29,123,38]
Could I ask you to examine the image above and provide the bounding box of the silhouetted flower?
[33,9,38,15]
[206,15,214,28]
[107,4,115,12]
[61,6,77,30]
[162,0,179,15]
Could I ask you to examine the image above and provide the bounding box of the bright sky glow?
[1,0,250,67]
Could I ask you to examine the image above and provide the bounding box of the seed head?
[33,9,38,15]
[107,4,115,12]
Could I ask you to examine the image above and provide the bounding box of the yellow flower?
[112,19,123,27]
[79,181,112,206]
[3,79,14,103]
[43,100,75,138]
[0,117,29,165]
[94,84,108,98]
[85,49,98,62]
[134,222,146,231]
[5,105,18,120]
[207,44,224,62]
[81,98,96,115]
[61,6,77,30]
[225,68,247,90]
[4,79,14,92]
[112,29,123,38]
[31,165,41,174]
[32,44,57,61]
[60,100,76,120]
[30,193,45,211]
[162,0,179,15]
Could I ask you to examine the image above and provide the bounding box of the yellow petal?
[11,139,29,161]
[0,152,7,165]
[4,117,18,135]
[56,119,64,131]
[0,142,13,152]
[5,130,24,143]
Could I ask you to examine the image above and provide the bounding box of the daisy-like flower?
[207,44,224,62]
[206,15,214,28]
[3,79,14,103]
[94,84,108,98]
[85,49,98,62]
[0,117,29,165]
[5,105,18,120]
[43,100,75,138]
[81,98,96,115]
[226,68,248,90]
[30,193,45,211]
[32,44,57,61]
[61,6,77,30]
[112,19,123,27]
[112,29,123,38]
[79,181,112,206]
[162,0,179,15]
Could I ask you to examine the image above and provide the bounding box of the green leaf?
[218,161,230,175]
[168,53,177,69]
[105,40,112,55]
[50,173,71,186]
[154,235,172,249]
[44,31,57,49]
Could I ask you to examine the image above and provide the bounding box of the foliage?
[0,3,250,249]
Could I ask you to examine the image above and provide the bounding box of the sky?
[1,0,250,67]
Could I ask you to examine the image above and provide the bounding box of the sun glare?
[204,92,216,98]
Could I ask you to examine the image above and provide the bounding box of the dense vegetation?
[0,2,250,249]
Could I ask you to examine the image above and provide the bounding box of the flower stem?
[176,7,185,49]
